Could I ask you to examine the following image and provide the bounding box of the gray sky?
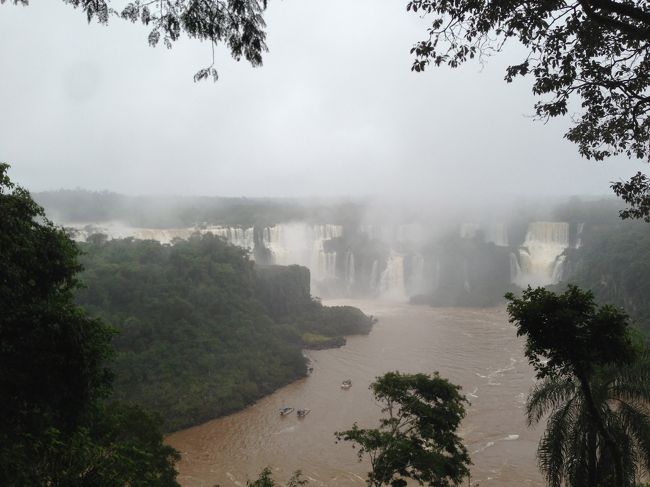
[0,0,646,202]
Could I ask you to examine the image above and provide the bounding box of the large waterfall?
[262,223,342,282]
[484,223,509,247]
[378,253,407,300]
[512,222,570,287]
[65,217,581,300]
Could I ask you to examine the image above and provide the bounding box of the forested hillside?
[75,234,374,431]
[561,220,650,335]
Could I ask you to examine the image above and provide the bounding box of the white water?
[512,222,569,287]
[378,252,407,300]
[485,223,509,247]
[262,224,342,283]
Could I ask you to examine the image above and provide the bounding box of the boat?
[280,407,294,416]
[297,408,311,417]
[340,379,352,390]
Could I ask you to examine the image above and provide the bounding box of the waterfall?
[344,252,356,294]
[512,222,570,287]
[369,260,380,291]
[407,253,425,294]
[575,222,585,248]
[509,252,522,283]
[344,252,355,285]
[207,226,255,250]
[379,253,407,300]
[484,223,509,247]
[261,223,343,282]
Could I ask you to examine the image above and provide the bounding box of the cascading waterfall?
[575,222,585,248]
[407,253,425,295]
[512,222,570,287]
[66,217,583,300]
[369,260,380,291]
[379,253,407,300]
[344,252,356,293]
[208,226,255,250]
[509,252,522,283]
[262,223,343,282]
[344,252,355,284]
[484,223,509,247]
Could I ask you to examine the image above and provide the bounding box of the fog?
[0,0,646,203]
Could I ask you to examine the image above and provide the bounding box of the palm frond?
[526,376,578,426]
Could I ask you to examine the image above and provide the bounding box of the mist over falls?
[66,218,583,304]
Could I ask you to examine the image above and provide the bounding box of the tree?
[335,371,471,487]
[0,0,268,82]
[505,285,641,487]
[0,163,180,485]
[407,0,650,220]
[245,467,308,487]
[526,358,650,487]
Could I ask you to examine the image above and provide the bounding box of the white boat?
[280,407,294,416]
[340,379,352,390]
[297,408,311,417]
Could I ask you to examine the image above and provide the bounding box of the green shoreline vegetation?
[75,235,375,432]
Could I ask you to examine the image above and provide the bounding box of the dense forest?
[76,234,374,431]
[560,219,650,335]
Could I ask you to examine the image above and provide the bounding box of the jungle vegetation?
[76,234,374,431]
[507,285,650,487]
[0,164,181,486]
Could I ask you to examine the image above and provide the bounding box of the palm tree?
[526,355,650,487]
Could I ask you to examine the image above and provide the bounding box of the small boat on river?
[280,407,294,416]
[297,408,311,417]
[340,379,352,390]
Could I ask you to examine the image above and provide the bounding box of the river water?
[167,300,544,487]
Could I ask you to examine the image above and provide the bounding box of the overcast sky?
[0,0,645,202]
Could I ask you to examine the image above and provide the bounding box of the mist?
[1,0,646,204]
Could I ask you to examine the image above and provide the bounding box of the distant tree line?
[33,189,364,228]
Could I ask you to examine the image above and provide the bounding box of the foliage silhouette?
[0,163,179,486]
[1,0,268,82]
[506,285,642,487]
[336,371,471,487]
[409,0,650,220]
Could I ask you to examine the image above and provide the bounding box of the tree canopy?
[506,285,643,487]
[408,0,650,220]
[336,371,470,487]
[525,358,650,486]
[1,0,268,82]
[0,163,180,485]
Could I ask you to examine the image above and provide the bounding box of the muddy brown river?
[167,300,544,486]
